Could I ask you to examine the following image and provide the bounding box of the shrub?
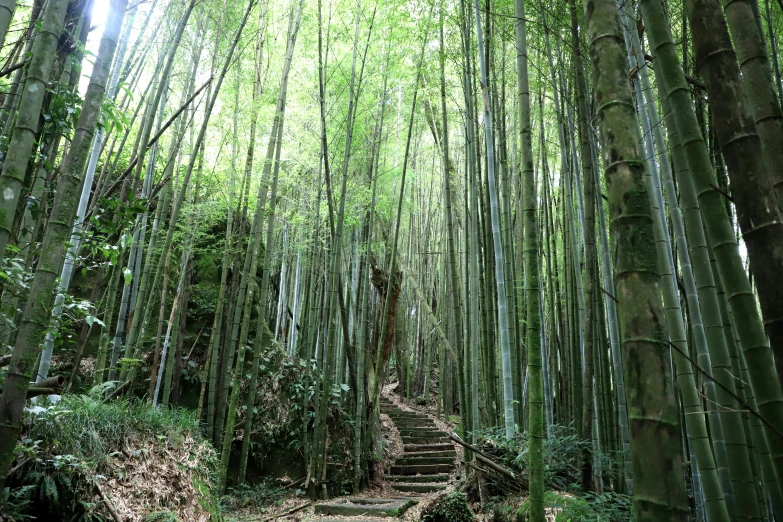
[422,492,474,522]
[473,425,623,493]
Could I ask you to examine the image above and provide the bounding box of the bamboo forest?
[3,0,783,520]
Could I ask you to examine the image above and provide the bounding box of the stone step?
[389,419,434,426]
[395,456,455,466]
[398,429,444,436]
[392,483,448,493]
[314,498,416,517]
[392,420,438,431]
[404,443,454,452]
[386,412,429,418]
[386,414,431,420]
[397,428,446,437]
[386,473,450,483]
[390,463,454,475]
[402,437,451,445]
[389,417,432,424]
[403,450,457,458]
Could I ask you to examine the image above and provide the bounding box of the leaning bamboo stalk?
[124,0,255,388]
[0,0,128,491]
[0,0,70,265]
[640,0,783,493]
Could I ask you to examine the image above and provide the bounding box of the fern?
[42,474,59,505]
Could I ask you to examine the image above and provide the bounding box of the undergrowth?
[422,492,474,522]
[221,480,289,513]
[474,425,632,521]
[232,341,354,496]
[3,393,220,522]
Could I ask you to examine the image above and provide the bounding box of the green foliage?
[222,480,287,513]
[5,396,220,521]
[47,294,102,354]
[41,84,82,144]
[225,338,353,493]
[474,424,621,493]
[580,491,633,522]
[2,483,37,521]
[0,253,32,347]
[0,251,31,295]
[421,492,474,522]
[99,95,129,134]
[88,196,147,265]
[474,425,631,520]
[190,280,220,318]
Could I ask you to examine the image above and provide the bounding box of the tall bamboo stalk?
[585,0,689,517]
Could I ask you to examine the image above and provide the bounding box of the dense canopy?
[1,0,783,520]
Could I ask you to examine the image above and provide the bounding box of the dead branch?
[95,481,123,522]
[260,501,312,522]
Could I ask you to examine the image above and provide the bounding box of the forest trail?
[309,397,457,521]
[382,397,455,494]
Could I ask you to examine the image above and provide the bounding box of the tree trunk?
[0,0,127,491]
[585,0,689,518]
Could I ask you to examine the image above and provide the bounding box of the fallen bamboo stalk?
[476,454,521,483]
[24,386,61,399]
[449,432,512,474]
[464,459,488,475]
[260,501,312,522]
[103,380,130,402]
[282,477,306,489]
[95,481,123,522]
[36,375,66,390]
[0,375,67,400]
[450,432,526,485]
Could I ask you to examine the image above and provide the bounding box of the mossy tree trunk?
[0,0,69,264]
[512,0,544,516]
[585,0,689,518]
[0,0,127,491]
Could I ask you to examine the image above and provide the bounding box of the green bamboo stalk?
[126,0,254,389]
[352,74,386,491]
[639,0,783,489]
[568,0,597,491]
[0,0,127,490]
[686,0,783,387]
[621,6,736,518]
[721,0,783,210]
[473,0,515,441]
[117,0,197,381]
[237,104,290,482]
[585,0,689,517]
[0,0,69,264]
[197,69,241,435]
[511,0,543,514]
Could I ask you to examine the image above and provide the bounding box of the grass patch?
[5,394,221,522]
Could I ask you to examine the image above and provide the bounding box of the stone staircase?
[311,398,455,520]
[381,398,455,494]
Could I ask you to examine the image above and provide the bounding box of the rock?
[516,491,595,522]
